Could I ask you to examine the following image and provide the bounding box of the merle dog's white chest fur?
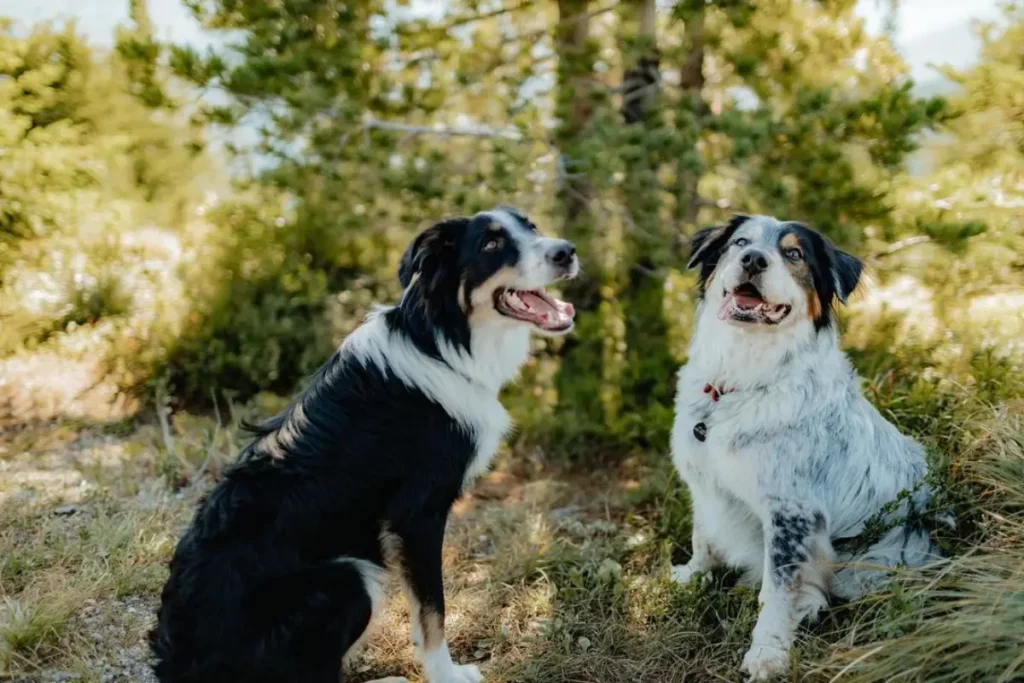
[669,214,941,680]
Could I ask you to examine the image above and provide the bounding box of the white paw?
[670,562,699,585]
[430,663,483,683]
[741,644,789,680]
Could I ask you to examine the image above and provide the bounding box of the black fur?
[686,214,751,293]
[394,214,523,359]
[783,222,864,330]
[150,212,539,683]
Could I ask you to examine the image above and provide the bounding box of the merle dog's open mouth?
[494,288,575,332]
[719,282,791,324]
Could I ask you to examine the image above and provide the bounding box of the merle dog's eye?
[483,237,504,252]
[785,247,803,260]
[733,237,749,247]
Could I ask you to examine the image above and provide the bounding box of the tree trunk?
[616,0,676,444]
[552,0,608,445]
[673,5,707,252]
[554,0,595,267]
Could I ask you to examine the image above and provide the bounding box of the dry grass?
[1,376,1022,682]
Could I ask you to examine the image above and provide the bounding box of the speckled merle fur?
[669,215,944,680]
[150,208,577,683]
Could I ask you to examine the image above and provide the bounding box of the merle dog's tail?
[831,485,953,600]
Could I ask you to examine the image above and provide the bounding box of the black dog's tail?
[240,408,289,437]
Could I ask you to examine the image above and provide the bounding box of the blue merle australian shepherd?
[670,215,945,680]
[150,208,577,683]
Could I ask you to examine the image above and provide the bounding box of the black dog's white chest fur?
[150,208,578,683]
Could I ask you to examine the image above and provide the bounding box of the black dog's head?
[687,214,863,331]
[397,207,578,353]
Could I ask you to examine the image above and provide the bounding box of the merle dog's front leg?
[742,501,832,681]
[393,515,482,683]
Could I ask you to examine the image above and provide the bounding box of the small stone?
[550,505,581,520]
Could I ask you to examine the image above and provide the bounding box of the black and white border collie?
[150,208,578,683]
[669,215,942,680]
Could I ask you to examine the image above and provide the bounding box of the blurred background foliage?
[0,0,1021,452]
[2,3,1024,681]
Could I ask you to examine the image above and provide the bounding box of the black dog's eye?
[785,247,803,261]
[733,237,750,247]
[483,237,504,252]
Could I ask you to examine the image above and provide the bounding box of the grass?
[1,342,1023,682]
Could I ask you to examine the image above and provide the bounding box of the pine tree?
[162,0,953,432]
[546,0,950,449]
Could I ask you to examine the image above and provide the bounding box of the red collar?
[702,383,733,402]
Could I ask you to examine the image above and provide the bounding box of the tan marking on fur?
[806,289,822,320]
[379,527,403,568]
[487,220,504,231]
[779,233,820,320]
[457,279,469,313]
[420,607,446,652]
[260,401,309,461]
[386,534,444,654]
[780,233,801,250]
[397,573,445,653]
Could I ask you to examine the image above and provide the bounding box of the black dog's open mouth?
[718,282,791,324]
[494,288,575,332]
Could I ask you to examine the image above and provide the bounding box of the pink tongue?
[519,291,557,315]
[733,293,763,310]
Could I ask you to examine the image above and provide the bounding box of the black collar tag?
[693,422,707,442]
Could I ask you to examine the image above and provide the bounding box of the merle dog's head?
[686,214,863,331]
[397,207,578,352]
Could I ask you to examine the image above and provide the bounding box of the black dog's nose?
[547,240,576,267]
[740,249,769,275]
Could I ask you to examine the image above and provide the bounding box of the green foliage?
[160,200,338,402]
[2,7,1024,683]
[3,1,1022,450]
[0,15,216,370]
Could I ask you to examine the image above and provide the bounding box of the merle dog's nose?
[740,249,769,275]
[547,240,576,267]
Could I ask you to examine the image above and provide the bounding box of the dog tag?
[693,422,707,442]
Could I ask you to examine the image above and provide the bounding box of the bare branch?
[190,388,223,488]
[407,3,618,67]
[363,118,524,141]
[444,0,538,29]
[870,235,933,261]
[156,398,192,476]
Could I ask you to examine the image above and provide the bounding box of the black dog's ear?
[830,246,863,304]
[686,214,749,270]
[398,228,433,288]
[398,218,466,289]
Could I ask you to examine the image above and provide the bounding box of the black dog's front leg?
[390,514,482,683]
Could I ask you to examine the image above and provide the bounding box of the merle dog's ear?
[804,229,864,305]
[686,215,749,297]
[686,215,748,270]
[830,246,863,304]
[398,218,465,289]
